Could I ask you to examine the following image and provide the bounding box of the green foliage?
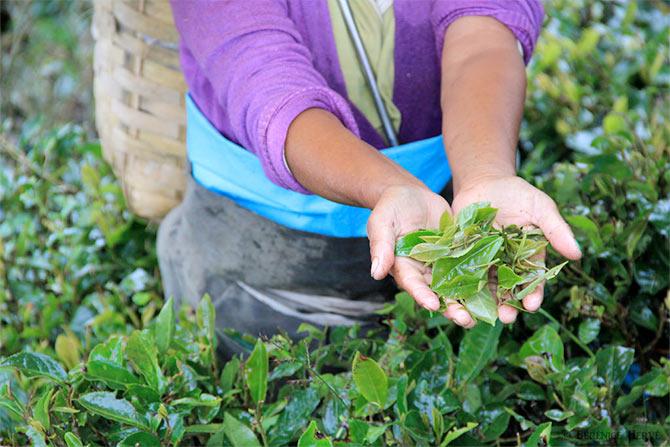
[397,202,568,324]
[0,1,668,446]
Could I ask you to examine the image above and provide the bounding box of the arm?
[439,16,582,326]
[285,109,449,312]
[172,0,448,311]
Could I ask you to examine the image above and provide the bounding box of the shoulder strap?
[337,0,399,146]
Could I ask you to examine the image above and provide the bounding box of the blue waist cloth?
[186,94,451,238]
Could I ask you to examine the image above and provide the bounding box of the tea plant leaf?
[298,421,333,447]
[497,265,524,290]
[63,433,84,447]
[596,346,635,388]
[154,296,175,354]
[33,386,54,430]
[268,387,321,445]
[462,288,498,326]
[197,294,217,351]
[519,325,565,371]
[1,352,67,383]
[578,318,601,344]
[566,215,603,250]
[525,422,552,447]
[55,332,81,370]
[125,330,165,393]
[118,432,161,447]
[455,321,503,384]
[431,235,503,290]
[222,412,262,447]
[245,340,268,405]
[87,360,140,387]
[440,421,478,447]
[439,210,454,232]
[352,352,388,407]
[77,392,150,431]
[514,261,568,301]
[409,243,452,263]
[395,230,440,256]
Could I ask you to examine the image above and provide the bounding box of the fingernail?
[370,257,379,278]
[454,310,470,326]
[425,298,440,311]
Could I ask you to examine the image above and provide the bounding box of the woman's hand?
[448,174,582,326]
[367,185,450,312]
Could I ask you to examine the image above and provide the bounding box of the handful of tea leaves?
[395,202,568,325]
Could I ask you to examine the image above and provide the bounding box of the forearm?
[441,16,526,194]
[285,108,424,208]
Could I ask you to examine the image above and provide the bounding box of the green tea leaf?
[409,242,452,263]
[220,357,241,393]
[463,288,498,326]
[578,318,601,344]
[514,261,568,301]
[55,332,81,370]
[525,422,551,447]
[78,391,150,431]
[118,432,161,447]
[519,325,565,371]
[154,297,175,354]
[223,412,262,447]
[33,386,54,430]
[456,202,491,228]
[566,215,602,250]
[89,336,124,364]
[87,360,140,387]
[352,352,388,407]
[1,352,67,382]
[125,330,165,393]
[440,422,478,447]
[497,265,524,290]
[245,340,268,405]
[455,321,503,384]
[432,235,503,291]
[63,432,84,447]
[596,346,635,388]
[197,294,217,351]
[439,210,454,232]
[395,230,440,256]
[298,421,333,447]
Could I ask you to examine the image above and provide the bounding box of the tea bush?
[0,1,668,446]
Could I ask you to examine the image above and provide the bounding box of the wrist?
[453,164,516,195]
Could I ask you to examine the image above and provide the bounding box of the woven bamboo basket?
[91,0,187,220]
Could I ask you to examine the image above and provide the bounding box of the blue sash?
[186,95,451,238]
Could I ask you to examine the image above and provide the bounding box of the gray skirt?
[157,177,398,354]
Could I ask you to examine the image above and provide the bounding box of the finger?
[393,258,440,311]
[498,304,518,324]
[533,193,582,260]
[522,281,545,312]
[495,287,518,323]
[367,212,396,280]
[443,298,475,328]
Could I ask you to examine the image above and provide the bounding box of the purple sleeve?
[431,0,544,64]
[170,0,359,193]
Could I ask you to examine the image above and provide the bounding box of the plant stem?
[256,401,269,447]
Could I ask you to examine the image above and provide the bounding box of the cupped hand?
[448,174,582,326]
[367,185,450,312]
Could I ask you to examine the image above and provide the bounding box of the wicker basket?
[92,0,187,220]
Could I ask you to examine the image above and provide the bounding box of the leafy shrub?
[0,1,668,446]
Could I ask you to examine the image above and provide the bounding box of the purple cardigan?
[171,0,543,193]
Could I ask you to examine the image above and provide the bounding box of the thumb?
[534,193,582,260]
[367,210,397,280]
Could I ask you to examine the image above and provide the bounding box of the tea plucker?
[159,0,582,352]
